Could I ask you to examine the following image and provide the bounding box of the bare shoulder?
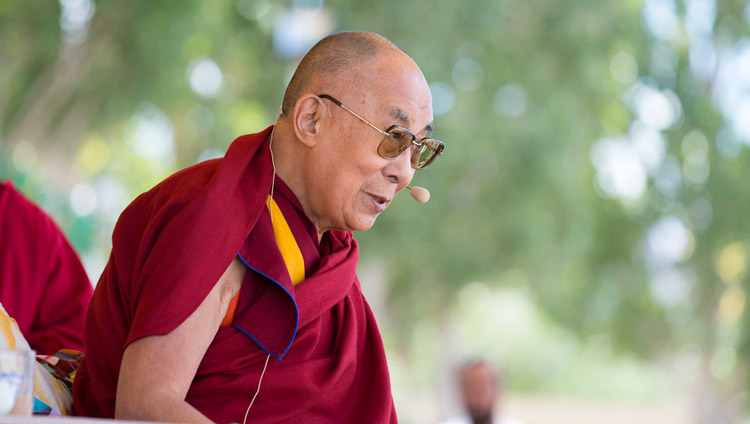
[218,257,245,306]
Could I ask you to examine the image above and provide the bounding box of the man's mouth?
[367,193,391,211]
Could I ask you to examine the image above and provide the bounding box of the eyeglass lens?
[377,130,441,169]
[414,140,442,168]
[377,131,412,158]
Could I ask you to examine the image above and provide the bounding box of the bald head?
[281,31,406,115]
[460,360,501,384]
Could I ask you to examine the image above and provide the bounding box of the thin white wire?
[268,140,276,225]
[268,108,280,224]
[242,110,280,424]
[242,353,271,424]
[241,109,283,423]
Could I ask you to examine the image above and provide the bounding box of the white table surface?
[0,417,167,424]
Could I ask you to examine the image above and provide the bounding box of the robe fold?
[73,127,397,423]
[0,181,92,354]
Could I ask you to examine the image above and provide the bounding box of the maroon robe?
[73,127,398,423]
[0,181,92,354]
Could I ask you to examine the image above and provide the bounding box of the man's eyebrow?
[390,108,411,125]
[390,108,434,134]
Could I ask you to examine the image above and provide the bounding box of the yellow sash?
[266,195,306,285]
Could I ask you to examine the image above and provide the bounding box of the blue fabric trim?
[230,324,281,361]
[33,397,52,414]
[235,253,299,360]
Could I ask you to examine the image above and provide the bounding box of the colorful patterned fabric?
[0,301,81,416]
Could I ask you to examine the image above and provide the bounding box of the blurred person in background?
[0,181,92,355]
[73,31,444,423]
[441,359,524,424]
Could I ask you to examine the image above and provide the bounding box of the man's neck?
[270,126,317,234]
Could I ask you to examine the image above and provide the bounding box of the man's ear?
[292,94,327,147]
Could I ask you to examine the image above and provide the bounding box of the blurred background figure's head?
[459,359,501,424]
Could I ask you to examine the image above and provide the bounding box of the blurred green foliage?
[2,0,750,420]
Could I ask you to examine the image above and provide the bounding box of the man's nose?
[384,150,415,185]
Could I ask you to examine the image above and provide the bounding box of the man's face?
[461,364,499,422]
[304,52,433,234]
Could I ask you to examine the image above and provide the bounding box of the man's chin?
[348,215,378,233]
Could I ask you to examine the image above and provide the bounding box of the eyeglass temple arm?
[318,94,390,137]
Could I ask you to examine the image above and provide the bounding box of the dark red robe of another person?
[0,181,93,354]
[73,127,398,423]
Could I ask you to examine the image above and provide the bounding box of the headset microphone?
[407,186,430,203]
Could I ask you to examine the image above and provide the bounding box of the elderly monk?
[0,181,92,354]
[73,31,444,423]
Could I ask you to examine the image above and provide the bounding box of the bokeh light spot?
[629,121,666,174]
[646,216,694,265]
[648,267,695,308]
[430,82,455,117]
[641,0,680,41]
[610,51,639,84]
[590,136,647,200]
[710,347,737,380]
[653,156,682,198]
[715,242,747,285]
[78,135,110,176]
[187,58,224,98]
[687,197,713,231]
[59,0,95,44]
[718,286,745,326]
[70,183,97,216]
[12,141,38,173]
[452,58,484,92]
[493,84,529,118]
[273,7,333,60]
[229,101,267,135]
[634,85,681,130]
[128,104,176,166]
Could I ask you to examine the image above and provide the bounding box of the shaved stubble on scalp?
[281,31,404,116]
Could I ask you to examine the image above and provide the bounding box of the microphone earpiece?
[407,186,430,203]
